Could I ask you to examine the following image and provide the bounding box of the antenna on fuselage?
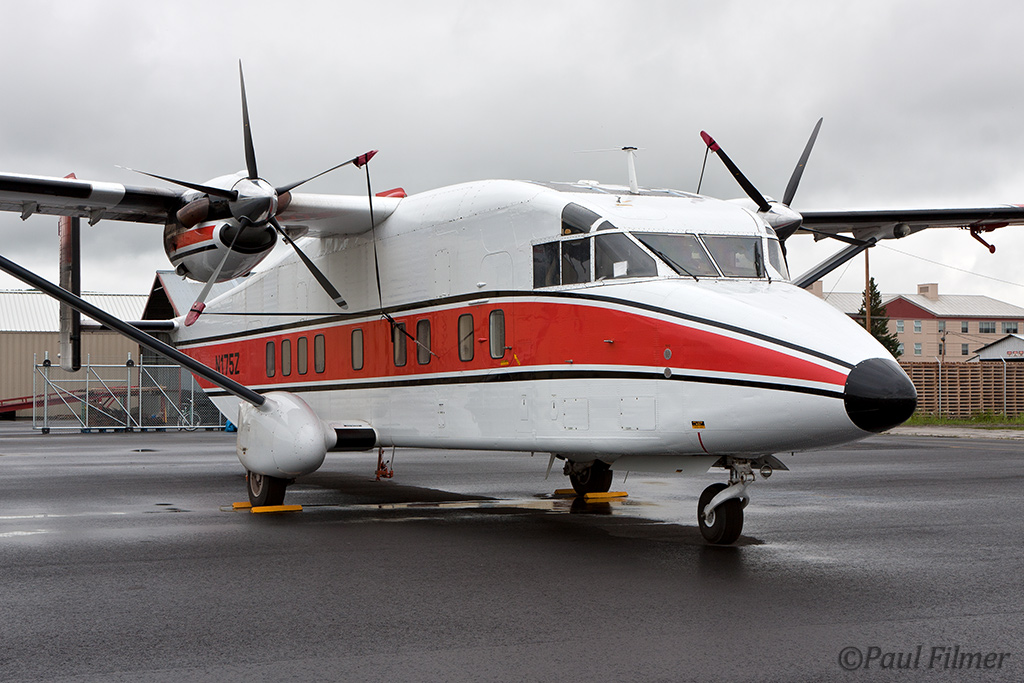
[574,146,642,193]
[618,147,634,193]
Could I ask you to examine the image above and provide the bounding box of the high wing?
[0,172,182,224]
[0,171,398,234]
[800,205,1024,238]
[789,205,1024,288]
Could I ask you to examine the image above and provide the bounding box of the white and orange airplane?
[2,66,1021,543]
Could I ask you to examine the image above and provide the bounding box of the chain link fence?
[33,355,226,432]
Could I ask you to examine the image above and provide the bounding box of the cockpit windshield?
[700,235,765,278]
[633,233,719,278]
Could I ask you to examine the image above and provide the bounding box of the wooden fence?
[900,361,1024,417]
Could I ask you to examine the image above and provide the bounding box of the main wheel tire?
[697,482,743,545]
[569,461,614,495]
[247,471,288,507]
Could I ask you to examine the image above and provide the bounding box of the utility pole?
[864,249,871,332]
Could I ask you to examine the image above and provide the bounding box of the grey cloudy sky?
[3,0,1024,305]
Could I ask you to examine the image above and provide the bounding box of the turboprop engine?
[163,218,277,283]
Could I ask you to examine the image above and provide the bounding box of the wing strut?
[0,252,265,407]
[791,237,877,290]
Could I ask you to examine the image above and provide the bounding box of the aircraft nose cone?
[844,358,917,433]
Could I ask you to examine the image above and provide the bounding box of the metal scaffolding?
[33,354,227,432]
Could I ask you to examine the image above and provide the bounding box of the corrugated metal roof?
[822,291,897,315]
[0,290,147,332]
[153,271,242,318]
[822,291,1024,318]
[887,293,1024,318]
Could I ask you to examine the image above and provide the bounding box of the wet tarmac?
[0,422,1022,682]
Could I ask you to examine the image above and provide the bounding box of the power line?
[879,244,1024,289]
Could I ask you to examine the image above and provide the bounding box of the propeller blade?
[184,223,242,327]
[239,61,259,180]
[782,117,823,207]
[274,150,378,195]
[699,131,771,212]
[269,216,348,309]
[118,166,238,200]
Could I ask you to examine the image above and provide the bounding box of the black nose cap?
[844,358,917,433]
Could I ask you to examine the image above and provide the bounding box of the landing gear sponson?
[698,455,787,544]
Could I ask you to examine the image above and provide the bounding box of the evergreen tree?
[858,277,902,357]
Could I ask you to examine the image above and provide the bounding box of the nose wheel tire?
[698,482,744,545]
[568,460,613,495]
[247,471,288,507]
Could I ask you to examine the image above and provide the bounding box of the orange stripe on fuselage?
[179,299,849,390]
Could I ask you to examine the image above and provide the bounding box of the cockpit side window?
[701,235,765,278]
[533,242,560,288]
[561,237,591,284]
[595,233,657,279]
[561,203,601,235]
[766,237,790,280]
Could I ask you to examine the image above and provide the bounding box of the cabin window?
[350,329,362,371]
[313,334,326,373]
[533,242,560,288]
[561,237,591,285]
[561,202,601,235]
[416,319,431,365]
[393,323,408,367]
[634,233,718,278]
[266,341,276,378]
[297,337,308,375]
[489,310,506,359]
[281,339,292,377]
[594,233,657,280]
[314,334,326,373]
[458,314,474,361]
[701,235,765,278]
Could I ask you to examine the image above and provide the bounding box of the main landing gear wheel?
[247,470,288,507]
[568,460,613,495]
[698,482,744,545]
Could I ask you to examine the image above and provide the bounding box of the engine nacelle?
[235,392,334,478]
[163,219,276,283]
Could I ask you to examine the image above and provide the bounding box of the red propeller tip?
[354,150,379,168]
[184,301,206,327]
[699,131,720,152]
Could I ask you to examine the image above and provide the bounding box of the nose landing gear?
[698,458,769,545]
